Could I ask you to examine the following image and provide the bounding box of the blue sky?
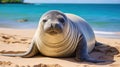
[24,0,120,3]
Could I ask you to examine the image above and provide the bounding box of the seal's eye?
[43,19,47,23]
[58,18,65,24]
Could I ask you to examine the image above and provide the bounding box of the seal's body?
[1,10,104,63]
[35,13,95,57]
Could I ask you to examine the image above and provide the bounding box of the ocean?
[0,4,120,38]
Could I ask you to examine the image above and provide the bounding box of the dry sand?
[0,28,120,67]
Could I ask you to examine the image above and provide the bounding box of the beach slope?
[0,28,120,67]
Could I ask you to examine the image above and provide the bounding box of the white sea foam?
[94,31,120,39]
[94,31,116,35]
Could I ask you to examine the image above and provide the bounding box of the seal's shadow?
[52,42,119,65]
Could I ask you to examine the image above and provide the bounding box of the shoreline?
[0,28,120,67]
[1,27,120,39]
[94,31,120,39]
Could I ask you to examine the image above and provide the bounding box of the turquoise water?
[0,4,120,38]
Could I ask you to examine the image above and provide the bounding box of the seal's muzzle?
[44,22,63,35]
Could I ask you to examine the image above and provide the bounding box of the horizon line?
[23,2,120,4]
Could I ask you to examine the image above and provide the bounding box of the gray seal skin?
[0,10,105,63]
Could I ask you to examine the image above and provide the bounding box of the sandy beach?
[0,28,120,67]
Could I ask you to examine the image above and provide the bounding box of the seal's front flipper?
[75,35,105,63]
[0,40,39,58]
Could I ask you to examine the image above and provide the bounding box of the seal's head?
[40,10,68,35]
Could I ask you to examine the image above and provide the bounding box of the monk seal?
[0,10,105,63]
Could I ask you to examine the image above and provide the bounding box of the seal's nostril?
[51,23,57,29]
[51,24,54,29]
[55,24,59,28]
[51,23,59,29]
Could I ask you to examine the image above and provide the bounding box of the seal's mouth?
[48,30,58,35]
[46,29,61,35]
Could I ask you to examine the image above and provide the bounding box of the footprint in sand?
[0,61,12,66]
[0,50,26,54]
[0,33,31,44]
[33,64,62,67]
[13,64,62,67]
